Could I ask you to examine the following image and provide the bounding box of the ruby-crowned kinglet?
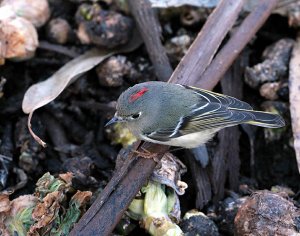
[106,81,285,148]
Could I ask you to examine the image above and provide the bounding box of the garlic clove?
[0,6,38,62]
[0,0,50,28]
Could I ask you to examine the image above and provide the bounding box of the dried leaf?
[151,153,187,195]
[22,31,142,146]
[9,195,38,216]
[0,193,10,213]
[0,226,10,236]
[58,172,73,186]
[3,195,38,236]
[0,173,89,235]
[70,190,92,207]
[22,49,114,147]
[22,49,114,115]
[29,191,64,235]
[289,36,300,173]
[50,191,92,235]
[35,172,72,198]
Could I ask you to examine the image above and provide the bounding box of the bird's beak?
[105,116,123,127]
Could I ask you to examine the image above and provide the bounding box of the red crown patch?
[129,87,148,102]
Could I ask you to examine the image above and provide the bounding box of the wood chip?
[289,36,300,173]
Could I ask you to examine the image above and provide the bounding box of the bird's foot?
[133,147,160,162]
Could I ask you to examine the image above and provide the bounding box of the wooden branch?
[220,66,242,191]
[70,143,169,236]
[70,0,278,235]
[168,0,245,84]
[127,0,173,82]
[186,152,212,209]
[196,0,279,90]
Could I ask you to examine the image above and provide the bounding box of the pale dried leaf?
[22,30,141,146]
[22,48,114,114]
[151,153,187,195]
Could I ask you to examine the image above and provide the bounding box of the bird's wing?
[178,105,250,135]
[145,86,254,142]
[183,85,253,110]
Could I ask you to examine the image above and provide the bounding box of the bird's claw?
[133,147,160,162]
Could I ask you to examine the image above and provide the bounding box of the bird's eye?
[131,113,141,119]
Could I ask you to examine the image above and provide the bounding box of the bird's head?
[105,82,161,134]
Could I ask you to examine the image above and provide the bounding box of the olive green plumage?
[106,81,285,148]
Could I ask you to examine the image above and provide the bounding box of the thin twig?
[38,41,79,58]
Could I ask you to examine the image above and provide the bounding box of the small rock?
[259,82,280,100]
[234,191,300,236]
[244,39,294,88]
[180,210,219,236]
[76,3,133,48]
[96,55,130,87]
[46,18,71,44]
[62,156,98,188]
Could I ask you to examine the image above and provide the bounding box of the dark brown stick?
[127,0,173,81]
[186,152,212,209]
[70,144,169,236]
[221,55,248,190]
[196,0,278,90]
[168,0,245,84]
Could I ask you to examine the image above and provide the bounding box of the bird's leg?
[133,147,156,158]
[133,147,161,162]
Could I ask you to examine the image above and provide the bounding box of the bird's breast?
[141,128,220,148]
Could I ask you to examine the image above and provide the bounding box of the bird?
[105,81,285,148]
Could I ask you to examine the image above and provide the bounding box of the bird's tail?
[245,110,285,128]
